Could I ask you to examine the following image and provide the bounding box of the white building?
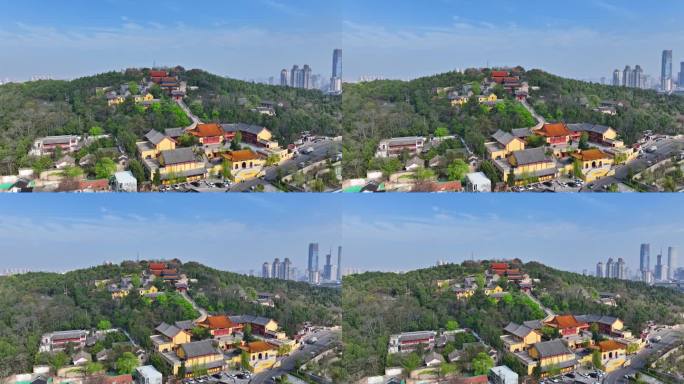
[489,366,518,384]
[111,171,138,192]
[465,172,492,193]
[135,366,162,384]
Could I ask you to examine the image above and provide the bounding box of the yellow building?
[139,285,159,296]
[157,147,207,184]
[222,150,266,183]
[151,322,192,353]
[107,94,125,106]
[526,339,577,377]
[454,287,476,300]
[484,285,504,296]
[501,322,542,353]
[502,147,557,185]
[570,148,615,182]
[486,130,526,160]
[478,94,498,103]
[110,288,130,299]
[172,340,226,378]
[595,340,627,373]
[137,130,177,160]
[240,341,279,373]
[450,96,469,106]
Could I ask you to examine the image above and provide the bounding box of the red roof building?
[545,315,589,336]
[191,123,225,145]
[535,123,580,145]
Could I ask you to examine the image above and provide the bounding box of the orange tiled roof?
[571,148,611,162]
[150,70,168,78]
[490,262,509,270]
[548,315,587,329]
[192,123,224,137]
[598,340,625,352]
[491,71,509,78]
[538,123,572,137]
[223,149,261,162]
[243,341,276,353]
[149,262,166,270]
[202,315,235,329]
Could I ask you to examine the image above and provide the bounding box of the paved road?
[180,291,208,323]
[177,98,202,127]
[249,329,339,384]
[603,327,683,384]
[525,291,556,318]
[588,137,684,192]
[520,99,546,129]
[229,140,341,192]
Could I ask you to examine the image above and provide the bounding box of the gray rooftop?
[155,322,183,339]
[424,351,445,364]
[161,147,196,165]
[523,320,544,330]
[136,366,162,379]
[512,128,533,138]
[41,135,79,145]
[532,339,573,359]
[512,147,552,166]
[145,130,167,145]
[113,171,137,184]
[164,127,186,138]
[229,315,274,326]
[492,130,517,146]
[567,123,613,135]
[180,340,220,359]
[504,322,536,339]
[49,330,87,340]
[466,172,491,185]
[221,123,269,136]
[575,314,619,326]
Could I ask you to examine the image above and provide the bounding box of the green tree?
[446,159,469,181]
[50,351,69,373]
[89,126,104,136]
[591,349,603,370]
[231,131,242,150]
[97,319,112,330]
[435,126,450,138]
[402,353,421,373]
[83,362,104,376]
[128,159,145,183]
[573,159,583,178]
[579,132,590,150]
[439,362,458,378]
[61,166,83,179]
[243,323,253,342]
[153,171,161,186]
[471,352,494,375]
[240,351,251,371]
[116,352,140,374]
[95,158,117,179]
[128,81,140,95]
[445,320,460,331]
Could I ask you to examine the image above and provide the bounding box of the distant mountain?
[342,260,684,380]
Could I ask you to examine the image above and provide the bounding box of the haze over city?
[342,194,684,274]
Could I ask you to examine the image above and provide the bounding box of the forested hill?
[0,260,340,376]
[182,69,342,144]
[0,67,341,175]
[342,260,684,380]
[525,69,684,144]
[342,67,684,178]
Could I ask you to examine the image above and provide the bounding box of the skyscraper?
[617,258,626,279]
[640,243,650,275]
[679,62,684,87]
[662,50,673,92]
[291,65,300,88]
[331,49,343,94]
[283,257,291,280]
[623,65,632,87]
[596,261,604,278]
[308,243,319,284]
[272,258,281,279]
[633,65,643,88]
[336,246,342,281]
[655,253,664,281]
[605,258,615,278]
[302,65,312,89]
[323,251,333,281]
[668,246,677,281]
[280,69,289,87]
[262,262,271,279]
[612,69,622,87]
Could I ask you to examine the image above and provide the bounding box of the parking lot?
[510,177,585,193]
[540,368,606,384]
[181,371,253,384]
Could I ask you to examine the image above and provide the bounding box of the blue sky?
[342,194,684,275]
[0,195,341,274]
[0,0,341,81]
[4,1,684,82]
[343,0,684,81]
[1,194,682,278]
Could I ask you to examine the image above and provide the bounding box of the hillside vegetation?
[0,260,340,376]
[342,261,684,380]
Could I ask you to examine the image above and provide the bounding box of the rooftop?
[242,341,276,353]
[223,149,261,162]
[532,339,573,359]
[160,147,196,165]
[201,315,236,329]
[537,123,572,137]
[144,130,167,145]
[492,130,518,146]
[192,123,225,137]
[571,148,612,162]
[511,147,552,166]
[180,340,221,359]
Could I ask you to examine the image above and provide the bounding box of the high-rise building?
[640,243,650,275]
[302,65,312,89]
[336,246,342,281]
[655,253,665,281]
[308,243,319,284]
[262,262,271,279]
[633,65,643,88]
[280,69,289,87]
[291,65,300,88]
[330,49,343,94]
[679,62,684,87]
[612,69,622,87]
[283,258,291,280]
[662,50,673,92]
[605,258,615,278]
[323,251,333,281]
[616,258,626,279]
[596,261,604,278]
[272,258,281,279]
[623,65,632,87]
[668,246,677,281]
